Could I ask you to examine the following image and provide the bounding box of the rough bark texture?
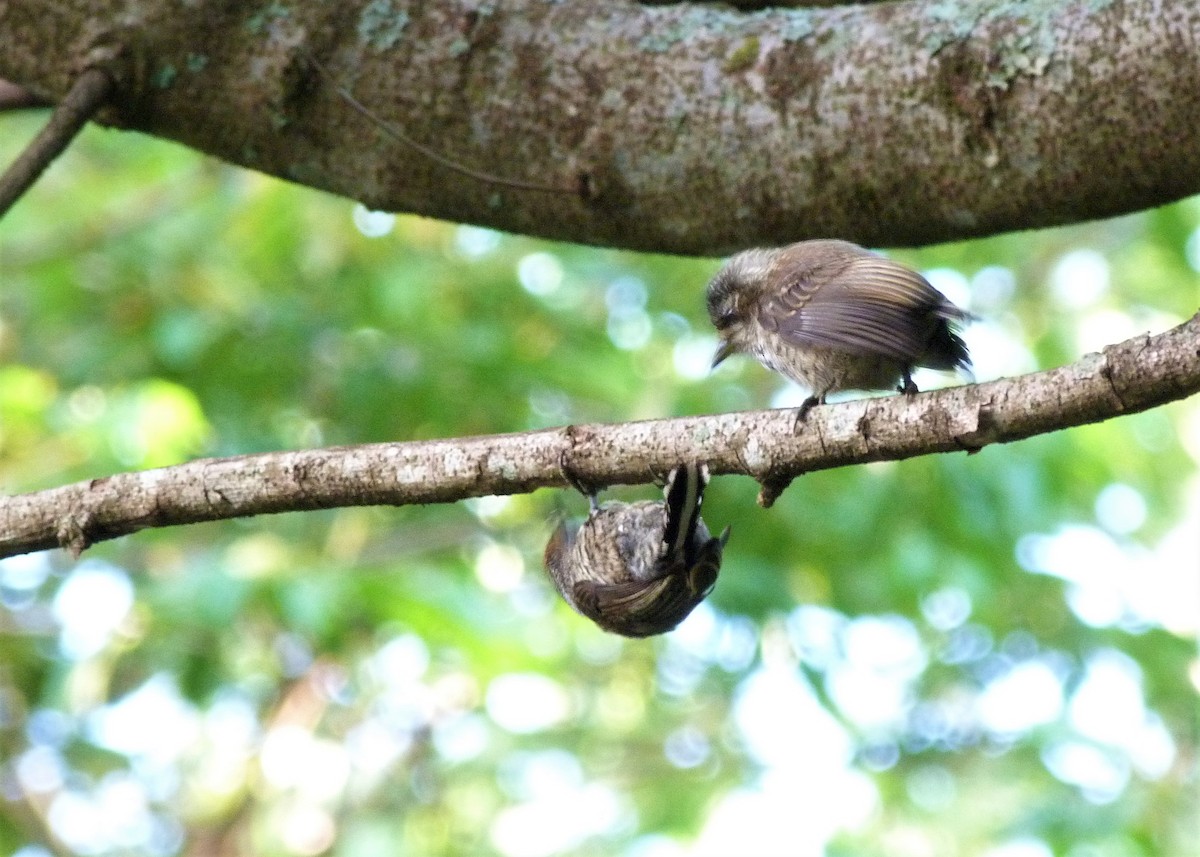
[3,313,1198,559]
[1,0,1197,254]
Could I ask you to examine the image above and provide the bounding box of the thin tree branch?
[0,67,112,218]
[2,314,1198,559]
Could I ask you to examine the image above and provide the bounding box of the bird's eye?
[716,311,737,330]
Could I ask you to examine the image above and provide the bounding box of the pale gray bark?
[3,313,1198,559]
[1,0,1197,254]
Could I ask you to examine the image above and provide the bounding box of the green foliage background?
[1,117,1197,857]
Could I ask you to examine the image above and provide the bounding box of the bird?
[707,239,972,420]
[543,463,729,638]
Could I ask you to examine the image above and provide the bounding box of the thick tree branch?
[2,313,1197,559]
[0,0,1196,253]
[0,67,112,217]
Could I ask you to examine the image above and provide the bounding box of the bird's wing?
[660,463,706,566]
[573,576,689,637]
[685,533,726,599]
[759,251,945,362]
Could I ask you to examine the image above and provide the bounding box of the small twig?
[0,67,113,219]
[304,50,580,197]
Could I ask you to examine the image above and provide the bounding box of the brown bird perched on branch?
[544,463,729,638]
[707,239,972,419]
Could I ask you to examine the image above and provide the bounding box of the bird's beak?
[711,339,736,369]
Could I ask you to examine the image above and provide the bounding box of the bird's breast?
[751,332,903,395]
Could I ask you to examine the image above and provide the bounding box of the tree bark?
[1,0,1197,254]
[3,313,1197,559]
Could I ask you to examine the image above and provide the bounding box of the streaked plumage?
[544,463,729,638]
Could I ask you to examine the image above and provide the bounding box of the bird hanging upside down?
[544,463,729,638]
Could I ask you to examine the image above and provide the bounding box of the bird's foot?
[792,395,822,433]
[558,451,601,511]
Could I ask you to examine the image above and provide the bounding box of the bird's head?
[706,249,774,367]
